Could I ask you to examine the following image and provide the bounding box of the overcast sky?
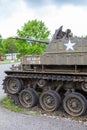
[0,0,87,38]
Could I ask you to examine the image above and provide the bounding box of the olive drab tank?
[3,26,87,117]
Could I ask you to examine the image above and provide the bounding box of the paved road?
[0,64,87,130]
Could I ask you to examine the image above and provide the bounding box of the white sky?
[0,0,87,38]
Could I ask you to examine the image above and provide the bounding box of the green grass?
[0,96,40,115]
[0,61,20,64]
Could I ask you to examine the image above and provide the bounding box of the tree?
[0,35,4,56]
[3,38,18,54]
[17,19,50,55]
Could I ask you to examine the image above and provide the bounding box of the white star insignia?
[64,40,76,51]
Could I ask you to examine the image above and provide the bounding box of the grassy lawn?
[0,96,40,115]
[0,60,20,64]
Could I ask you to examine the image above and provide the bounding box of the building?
[5,53,19,61]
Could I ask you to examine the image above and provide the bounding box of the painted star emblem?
[64,40,76,51]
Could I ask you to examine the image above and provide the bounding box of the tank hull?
[3,65,87,117]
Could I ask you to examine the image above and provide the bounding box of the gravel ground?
[0,64,87,130]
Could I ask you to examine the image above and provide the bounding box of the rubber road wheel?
[40,90,61,112]
[63,92,87,117]
[19,88,38,108]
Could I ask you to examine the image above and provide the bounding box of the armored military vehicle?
[3,26,87,117]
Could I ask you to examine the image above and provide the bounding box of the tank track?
[3,71,87,116]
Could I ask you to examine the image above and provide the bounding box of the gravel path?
[0,64,87,130]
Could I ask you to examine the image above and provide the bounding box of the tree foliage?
[3,38,18,54]
[0,35,4,56]
[17,19,50,55]
[0,20,50,57]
